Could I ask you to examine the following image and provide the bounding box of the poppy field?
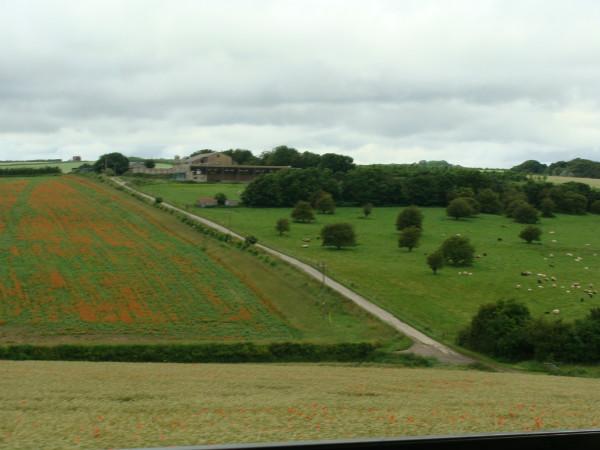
[0,176,296,342]
[2,360,599,449]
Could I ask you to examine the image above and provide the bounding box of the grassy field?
[544,175,600,189]
[0,161,172,173]
[0,175,403,346]
[1,360,599,449]
[128,180,600,344]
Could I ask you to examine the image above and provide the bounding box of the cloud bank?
[1,0,600,167]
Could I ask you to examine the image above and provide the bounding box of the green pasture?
[3,360,600,449]
[0,176,403,347]
[130,180,600,344]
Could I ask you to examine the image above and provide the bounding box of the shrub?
[314,192,336,214]
[438,235,475,266]
[519,225,542,244]
[398,226,422,252]
[396,205,423,230]
[457,299,533,361]
[291,200,315,222]
[446,197,479,220]
[363,203,373,217]
[321,222,356,249]
[275,218,290,235]
[426,251,444,274]
[214,192,227,205]
[512,202,539,224]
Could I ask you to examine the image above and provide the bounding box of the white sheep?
[552,309,560,314]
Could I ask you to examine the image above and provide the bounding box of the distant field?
[544,175,600,189]
[131,180,600,344]
[2,360,600,449]
[0,161,172,173]
[0,176,400,345]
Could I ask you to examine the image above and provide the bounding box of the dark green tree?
[519,225,542,244]
[475,188,503,214]
[291,200,315,222]
[427,251,444,274]
[457,299,533,361]
[314,192,335,214]
[363,203,373,218]
[591,200,600,215]
[396,205,424,231]
[144,159,156,168]
[214,192,227,205]
[320,222,356,249]
[398,226,422,252]
[318,153,355,173]
[446,197,477,220]
[512,202,539,224]
[275,218,290,235]
[93,152,130,175]
[540,197,556,218]
[439,235,475,266]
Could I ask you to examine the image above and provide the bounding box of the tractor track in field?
[113,178,514,369]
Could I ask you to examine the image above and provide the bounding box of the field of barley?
[1,360,599,450]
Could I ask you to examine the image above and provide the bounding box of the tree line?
[242,164,600,215]
[512,158,600,178]
[0,166,61,176]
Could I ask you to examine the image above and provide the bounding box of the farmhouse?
[131,151,290,182]
[196,198,218,207]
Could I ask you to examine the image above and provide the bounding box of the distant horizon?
[3,1,600,168]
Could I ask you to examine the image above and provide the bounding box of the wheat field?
[1,360,599,449]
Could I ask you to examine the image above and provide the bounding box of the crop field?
[0,176,296,342]
[131,180,600,344]
[2,360,599,450]
[0,175,401,345]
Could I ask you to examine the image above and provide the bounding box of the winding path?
[113,179,475,364]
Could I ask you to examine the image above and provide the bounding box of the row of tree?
[241,164,600,216]
[512,158,600,178]
[0,166,61,176]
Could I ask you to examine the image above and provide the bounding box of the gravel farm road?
[114,179,476,364]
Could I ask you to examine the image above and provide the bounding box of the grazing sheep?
[516,285,521,289]
[301,244,309,248]
[552,309,560,314]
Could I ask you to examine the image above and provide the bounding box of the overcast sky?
[1,0,600,168]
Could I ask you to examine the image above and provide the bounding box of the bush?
[438,235,475,266]
[426,251,444,274]
[519,225,542,244]
[275,218,290,235]
[214,192,227,205]
[446,197,479,220]
[457,299,533,361]
[321,222,357,249]
[398,226,422,252]
[396,205,423,230]
[291,200,315,222]
[512,202,539,224]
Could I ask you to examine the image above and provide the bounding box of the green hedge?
[0,342,380,363]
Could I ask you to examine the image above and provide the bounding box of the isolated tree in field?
[144,159,156,168]
[291,200,315,222]
[439,235,475,266]
[591,200,600,215]
[93,152,130,175]
[512,202,539,224]
[446,197,477,220]
[427,251,444,274]
[396,205,423,231]
[398,226,422,252]
[214,192,227,205]
[275,218,290,235]
[363,203,373,218]
[314,192,336,214]
[519,225,542,244]
[321,222,356,249]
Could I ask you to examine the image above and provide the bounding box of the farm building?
[196,198,218,207]
[131,151,289,183]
